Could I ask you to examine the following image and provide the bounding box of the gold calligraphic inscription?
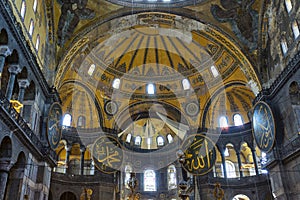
[252,101,276,152]
[92,135,123,173]
[181,134,216,175]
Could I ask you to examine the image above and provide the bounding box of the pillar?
[251,148,259,175]
[220,150,227,178]
[235,150,243,178]
[0,159,12,200]
[65,145,71,173]
[80,146,86,175]
[6,64,21,100]
[17,79,29,103]
[0,46,11,88]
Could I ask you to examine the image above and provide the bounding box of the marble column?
[0,159,12,200]
[235,150,243,178]
[220,150,227,178]
[6,64,21,100]
[80,146,86,175]
[0,46,11,88]
[17,79,29,103]
[251,148,259,175]
[65,145,72,173]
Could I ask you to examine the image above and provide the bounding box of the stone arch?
[5,152,26,200]
[0,29,8,45]
[6,49,19,64]
[0,136,12,158]
[60,191,77,200]
[240,142,256,177]
[23,81,35,101]
[17,67,28,79]
[224,143,238,178]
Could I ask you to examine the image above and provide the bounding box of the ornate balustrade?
[0,91,57,165]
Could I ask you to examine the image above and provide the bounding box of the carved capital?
[8,64,21,74]
[0,158,13,172]
[0,45,11,57]
[80,146,86,153]
[18,79,30,89]
[65,145,72,152]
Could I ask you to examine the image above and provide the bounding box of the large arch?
[60,191,77,200]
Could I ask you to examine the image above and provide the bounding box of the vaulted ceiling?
[52,1,263,142]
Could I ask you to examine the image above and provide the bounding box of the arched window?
[219,116,228,128]
[77,116,86,128]
[35,34,40,51]
[285,0,292,13]
[20,1,26,19]
[124,165,132,189]
[292,21,300,39]
[144,169,156,191]
[210,65,219,78]
[88,64,95,76]
[233,114,243,126]
[126,133,132,143]
[281,38,288,55]
[62,114,72,126]
[232,194,250,200]
[135,136,141,146]
[167,165,177,190]
[167,134,173,143]
[157,136,164,146]
[182,78,190,90]
[112,78,120,89]
[29,19,34,36]
[222,160,236,178]
[147,83,155,95]
[33,0,38,12]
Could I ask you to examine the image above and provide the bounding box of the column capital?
[65,145,72,152]
[18,79,30,89]
[0,158,13,172]
[80,146,86,153]
[0,45,11,57]
[8,64,21,74]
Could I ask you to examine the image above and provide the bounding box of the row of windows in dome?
[87,65,220,93]
[219,114,244,128]
[62,114,86,128]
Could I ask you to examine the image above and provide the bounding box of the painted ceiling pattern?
[56,12,260,132]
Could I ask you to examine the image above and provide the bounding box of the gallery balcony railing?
[0,90,57,165]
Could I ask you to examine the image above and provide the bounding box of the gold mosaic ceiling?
[55,12,260,132]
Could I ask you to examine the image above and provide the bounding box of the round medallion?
[185,102,200,116]
[180,134,216,176]
[252,101,276,152]
[105,100,118,116]
[92,135,123,173]
[47,102,62,149]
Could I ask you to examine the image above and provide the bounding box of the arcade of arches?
[0,0,299,200]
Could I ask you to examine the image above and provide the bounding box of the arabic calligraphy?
[92,135,123,173]
[181,134,216,175]
[253,102,275,152]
